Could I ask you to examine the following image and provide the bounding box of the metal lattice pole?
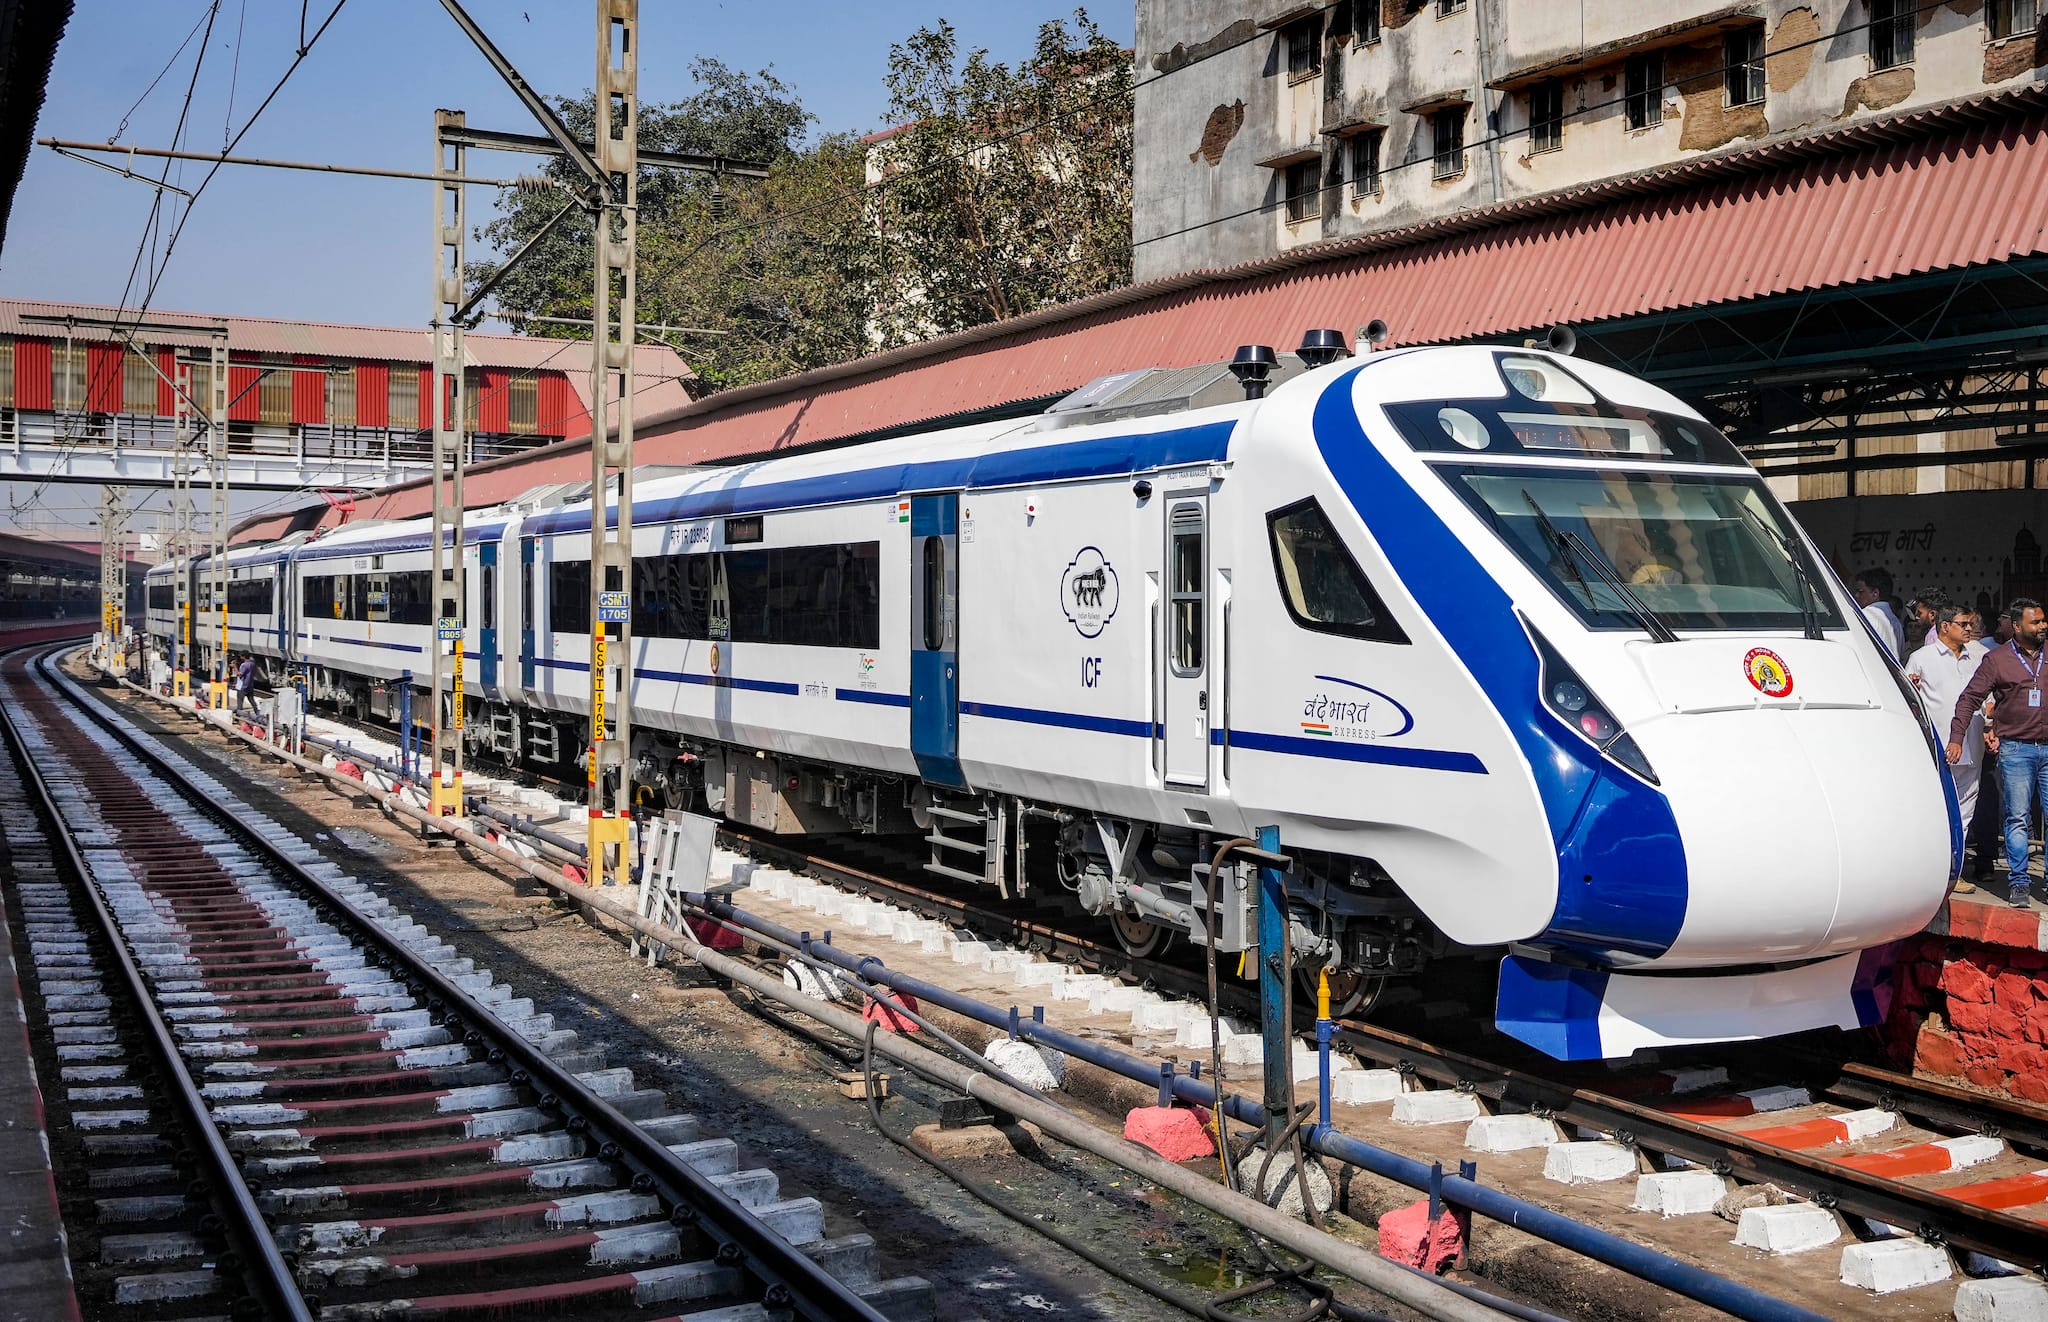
[172,358,194,698]
[430,108,469,818]
[585,0,638,886]
[207,335,230,709]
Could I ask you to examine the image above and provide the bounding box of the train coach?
[154,337,1956,1060]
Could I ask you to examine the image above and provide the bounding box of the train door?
[1161,496,1210,790]
[909,493,963,787]
[478,539,499,695]
[519,537,536,691]
[278,556,295,661]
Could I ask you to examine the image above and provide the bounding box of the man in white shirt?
[1855,567,1904,659]
[1910,604,1987,827]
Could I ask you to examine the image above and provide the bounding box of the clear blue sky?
[0,1,1131,535]
[4,0,1132,328]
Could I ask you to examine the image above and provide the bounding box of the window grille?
[258,358,291,424]
[1355,0,1380,44]
[329,364,356,427]
[1350,130,1382,197]
[54,343,86,411]
[1870,0,1914,68]
[0,341,13,409]
[1284,159,1322,221]
[509,374,538,434]
[388,366,419,430]
[1990,0,2038,39]
[1528,81,1563,154]
[1436,0,1465,15]
[1624,51,1663,130]
[1431,107,1465,180]
[1286,18,1322,80]
[1724,29,1765,106]
[122,347,157,413]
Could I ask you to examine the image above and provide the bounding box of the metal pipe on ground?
[119,685,1497,1321]
[686,895,1828,1322]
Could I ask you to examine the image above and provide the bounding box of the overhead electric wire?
[106,1,216,147]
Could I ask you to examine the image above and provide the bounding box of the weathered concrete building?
[1135,1,2046,281]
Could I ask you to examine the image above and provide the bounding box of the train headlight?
[1527,621,1658,785]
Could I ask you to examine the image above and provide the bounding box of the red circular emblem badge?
[1742,647,1793,698]
[709,643,721,677]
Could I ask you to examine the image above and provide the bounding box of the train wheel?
[1109,910,1169,960]
[1298,967,1385,1020]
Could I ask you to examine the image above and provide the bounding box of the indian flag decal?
[896,500,911,524]
[1300,721,1332,737]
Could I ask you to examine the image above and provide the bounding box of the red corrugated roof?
[294,89,2048,535]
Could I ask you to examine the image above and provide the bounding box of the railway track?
[727,830,2048,1279]
[0,645,928,1321]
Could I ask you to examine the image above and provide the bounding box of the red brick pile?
[1892,933,2048,1102]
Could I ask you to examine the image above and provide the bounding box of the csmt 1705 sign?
[597,591,631,623]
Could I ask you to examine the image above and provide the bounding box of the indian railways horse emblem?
[1742,647,1794,698]
[1060,546,1120,639]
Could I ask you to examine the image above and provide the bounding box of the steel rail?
[37,651,889,1322]
[0,646,314,1322]
[1326,1019,2048,1272]
[1824,1059,2048,1155]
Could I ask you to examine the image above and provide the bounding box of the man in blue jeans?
[1949,598,2048,906]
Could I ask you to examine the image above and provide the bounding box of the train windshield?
[1446,466,1845,633]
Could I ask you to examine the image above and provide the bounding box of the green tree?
[870,9,1132,345]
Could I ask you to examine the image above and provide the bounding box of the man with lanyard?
[1913,605,1986,841]
[1950,598,2048,907]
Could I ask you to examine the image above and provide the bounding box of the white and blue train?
[146,340,1956,1060]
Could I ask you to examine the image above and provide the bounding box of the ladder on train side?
[924,797,1009,896]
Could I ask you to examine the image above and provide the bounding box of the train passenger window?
[1266,500,1409,644]
[551,560,591,634]
[366,573,391,624]
[520,543,534,633]
[1169,505,1204,675]
[480,563,496,630]
[922,537,946,651]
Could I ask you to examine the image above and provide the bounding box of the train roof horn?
[1297,328,1350,369]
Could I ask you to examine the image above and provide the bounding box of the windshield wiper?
[1520,490,1680,643]
[1739,503,1824,642]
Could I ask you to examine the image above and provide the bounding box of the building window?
[1870,0,1914,67]
[122,346,157,413]
[329,364,356,427]
[1354,0,1380,44]
[1350,130,1383,197]
[1528,80,1563,154]
[388,365,419,430]
[53,343,85,411]
[1436,0,1466,15]
[1285,17,1322,81]
[1624,51,1664,129]
[509,374,538,434]
[1724,29,1765,106]
[1431,107,1465,180]
[1283,158,1321,221]
[258,358,291,424]
[1989,0,2038,37]
[0,341,13,409]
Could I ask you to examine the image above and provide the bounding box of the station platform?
[0,796,82,1321]
[1896,881,2048,1103]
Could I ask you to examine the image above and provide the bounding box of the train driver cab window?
[1168,504,1204,674]
[1266,499,1408,643]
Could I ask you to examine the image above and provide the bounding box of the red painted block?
[1838,1144,1955,1178]
[1123,1106,1214,1162]
[682,916,743,951]
[1995,972,2038,1012]
[1950,903,1991,943]
[1942,961,1994,1004]
[1965,1063,2006,1089]
[1951,999,1995,1035]
[1946,1170,2048,1210]
[1740,1117,1856,1150]
[1915,1025,1964,1078]
[1986,908,2044,949]
[862,992,920,1033]
[1376,1197,1468,1274]
[2011,1073,2048,1104]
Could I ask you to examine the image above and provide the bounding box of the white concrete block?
[1221,1033,1265,1066]
[1173,1015,1250,1049]
[1733,1203,1841,1254]
[1131,999,1191,1033]
[919,930,950,955]
[1839,1238,1952,1294]
[1834,1108,1898,1142]
[1955,1277,2048,1322]
[1739,1085,1811,1113]
[1286,1044,1357,1083]
[1089,984,1150,1015]
[1466,1113,1561,1153]
[1330,1069,1404,1106]
[1013,962,1065,991]
[859,906,901,935]
[1054,974,1112,1003]
[1543,1141,1637,1185]
[984,1037,1065,1091]
[950,941,990,966]
[1935,1134,2006,1170]
[1390,1091,1483,1126]
[1631,1169,1727,1216]
[980,949,1030,975]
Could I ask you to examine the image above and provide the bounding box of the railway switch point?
[1390,1091,1484,1126]
[1122,1106,1214,1162]
[1733,1202,1844,1254]
[1465,1113,1562,1153]
[1376,1197,1467,1274]
[983,1038,1064,1090]
[1542,1140,1638,1185]
[1955,1276,2048,1321]
[1839,1237,1955,1293]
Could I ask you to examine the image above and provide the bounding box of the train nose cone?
[1623,638,1951,968]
